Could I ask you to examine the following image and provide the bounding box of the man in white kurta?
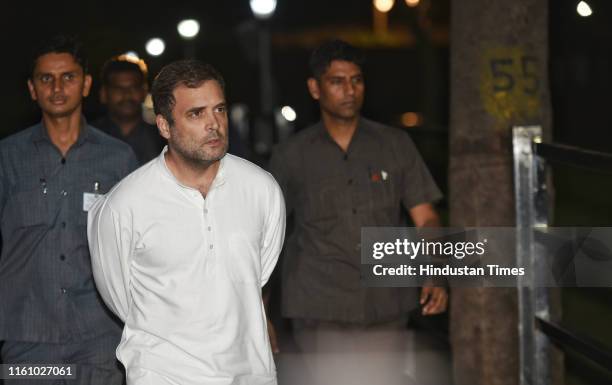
[87,60,285,385]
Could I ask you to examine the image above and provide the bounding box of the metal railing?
[512,126,612,385]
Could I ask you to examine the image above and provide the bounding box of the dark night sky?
[550,0,612,153]
[0,0,382,136]
[2,0,612,155]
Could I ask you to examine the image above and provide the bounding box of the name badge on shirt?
[83,192,104,212]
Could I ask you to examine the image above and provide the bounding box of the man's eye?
[40,75,52,83]
[352,77,363,84]
[215,106,226,113]
[63,73,75,81]
[189,111,202,118]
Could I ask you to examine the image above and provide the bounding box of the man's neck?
[321,113,359,152]
[109,113,140,137]
[164,149,220,197]
[42,111,82,156]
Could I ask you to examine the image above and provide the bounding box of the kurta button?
[61,222,66,228]
[61,190,67,196]
[348,179,353,185]
[209,244,214,249]
[343,154,348,161]
[207,226,212,231]
[60,255,66,261]
[60,288,67,294]
[204,209,208,214]
[61,158,66,164]
[352,208,357,214]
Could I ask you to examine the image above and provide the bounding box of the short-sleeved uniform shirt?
[269,117,442,324]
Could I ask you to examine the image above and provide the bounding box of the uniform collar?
[30,116,98,145]
[311,116,375,151]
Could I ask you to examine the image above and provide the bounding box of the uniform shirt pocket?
[299,179,344,236]
[4,187,50,228]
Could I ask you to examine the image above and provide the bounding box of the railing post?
[513,126,550,385]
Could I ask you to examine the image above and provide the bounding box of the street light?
[177,19,200,39]
[250,0,277,20]
[281,106,296,122]
[373,0,394,13]
[145,38,165,56]
[405,0,419,7]
[576,1,592,17]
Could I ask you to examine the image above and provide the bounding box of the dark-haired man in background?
[269,39,448,384]
[94,57,164,164]
[0,35,137,384]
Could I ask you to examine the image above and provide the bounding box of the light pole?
[373,0,394,35]
[177,19,200,58]
[250,0,277,154]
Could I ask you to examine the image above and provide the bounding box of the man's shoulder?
[0,125,38,150]
[361,117,408,139]
[285,122,323,145]
[225,154,277,186]
[87,125,140,170]
[87,124,133,154]
[360,117,417,153]
[271,122,322,158]
[102,159,159,210]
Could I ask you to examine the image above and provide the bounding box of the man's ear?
[27,79,37,101]
[307,77,320,100]
[156,115,171,140]
[82,74,93,98]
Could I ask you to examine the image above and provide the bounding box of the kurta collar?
[158,146,228,191]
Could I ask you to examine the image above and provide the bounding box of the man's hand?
[420,286,448,315]
[267,318,280,354]
[262,290,279,353]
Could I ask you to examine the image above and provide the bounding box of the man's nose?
[53,78,63,93]
[204,112,220,131]
[345,82,356,96]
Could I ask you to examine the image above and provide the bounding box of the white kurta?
[88,148,285,385]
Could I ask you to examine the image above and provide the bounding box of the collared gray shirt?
[0,120,138,343]
[269,117,442,324]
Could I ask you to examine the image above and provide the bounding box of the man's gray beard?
[173,141,228,169]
